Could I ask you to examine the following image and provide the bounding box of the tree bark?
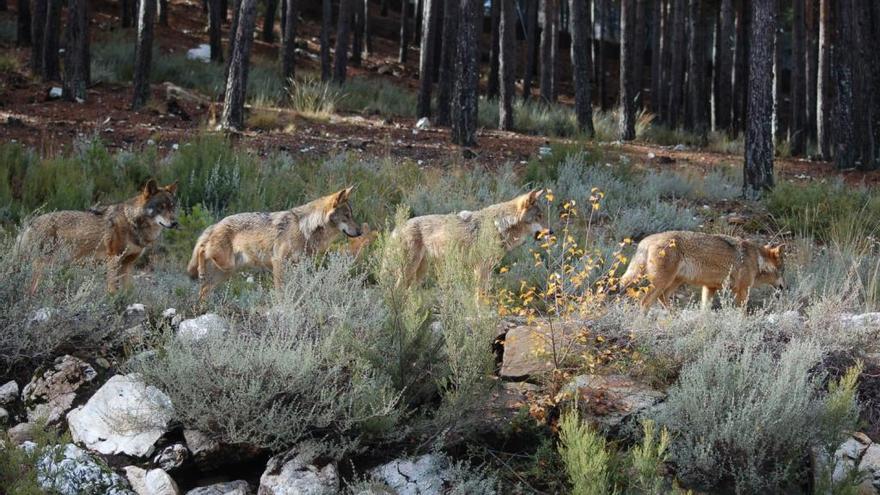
[30,0,46,72]
[804,0,818,145]
[17,0,31,46]
[659,0,672,121]
[665,0,685,128]
[487,0,500,99]
[743,0,775,194]
[262,0,278,42]
[399,0,409,63]
[417,0,440,117]
[281,0,296,86]
[634,0,648,110]
[451,0,479,146]
[686,0,710,135]
[364,0,372,55]
[522,0,538,100]
[208,0,224,62]
[334,0,353,83]
[436,0,459,125]
[221,0,258,130]
[352,0,364,66]
[42,0,61,81]
[595,0,608,110]
[619,0,637,140]
[650,0,663,114]
[320,0,332,81]
[732,0,749,137]
[158,0,169,25]
[499,0,516,129]
[132,0,156,109]
[816,0,830,158]
[771,0,785,144]
[570,0,594,135]
[63,0,89,102]
[790,0,806,155]
[540,0,559,102]
[714,0,734,132]
[121,0,134,28]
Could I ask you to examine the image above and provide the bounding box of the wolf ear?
[517,189,544,210]
[164,182,178,194]
[764,243,785,259]
[142,179,159,197]
[333,186,354,207]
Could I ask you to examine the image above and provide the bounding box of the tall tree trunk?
[63,0,89,101]
[281,0,296,86]
[595,0,608,110]
[132,0,156,109]
[714,0,734,132]
[499,0,516,129]
[487,0,500,99]
[540,0,558,102]
[221,0,228,22]
[30,0,46,72]
[399,0,409,63]
[650,0,663,114]
[121,0,134,28]
[364,0,372,55]
[686,0,710,135]
[451,0,479,146]
[221,0,258,130]
[225,0,242,83]
[320,0,332,81]
[352,0,364,66]
[334,0,353,83]
[158,0,168,25]
[17,0,31,46]
[804,0,818,145]
[42,0,61,81]
[414,0,422,41]
[732,0,749,137]
[570,0,594,135]
[619,0,637,140]
[417,0,439,117]
[208,0,224,62]
[659,0,672,121]
[634,0,648,110]
[666,0,685,128]
[789,0,806,155]
[816,0,831,158]
[436,0,459,125]
[262,0,278,42]
[744,0,775,194]
[522,0,538,100]
[771,0,785,144]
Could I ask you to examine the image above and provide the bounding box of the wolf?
[187,187,362,301]
[21,179,179,293]
[618,230,785,310]
[391,189,549,290]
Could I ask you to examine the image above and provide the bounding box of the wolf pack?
[20,178,786,311]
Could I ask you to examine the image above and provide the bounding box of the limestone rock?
[0,380,19,405]
[258,443,338,495]
[561,374,666,431]
[125,466,181,495]
[154,443,189,471]
[25,442,134,495]
[369,454,449,495]
[186,480,252,495]
[23,355,97,424]
[178,314,229,342]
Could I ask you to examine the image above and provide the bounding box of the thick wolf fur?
[187,187,361,301]
[618,230,785,310]
[20,179,179,293]
[391,189,548,290]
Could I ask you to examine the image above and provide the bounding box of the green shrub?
[288,76,345,117]
[337,77,418,118]
[162,203,215,263]
[404,164,521,217]
[558,410,617,495]
[766,180,880,242]
[0,422,70,495]
[628,420,671,495]
[611,201,699,240]
[657,333,860,493]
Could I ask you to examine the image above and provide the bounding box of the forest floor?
[1,0,878,187]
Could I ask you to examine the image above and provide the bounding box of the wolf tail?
[187,227,211,280]
[616,243,648,293]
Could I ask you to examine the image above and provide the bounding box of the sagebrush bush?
[403,164,521,217]
[611,201,699,240]
[337,77,418,118]
[656,332,859,493]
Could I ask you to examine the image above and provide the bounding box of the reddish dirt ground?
[1,1,879,187]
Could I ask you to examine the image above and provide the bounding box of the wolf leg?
[658,280,683,308]
[701,287,717,310]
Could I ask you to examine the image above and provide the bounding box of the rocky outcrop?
[154,443,189,471]
[258,443,339,495]
[0,380,19,405]
[22,355,97,424]
[500,323,588,379]
[817,432,879,492]
[186,481,252,495]
[369,454,450,495]
[124,466,181,495]
[178,314,229,342]
[23,442,134,495]
[561,374,665,432]
[67,374,173,457]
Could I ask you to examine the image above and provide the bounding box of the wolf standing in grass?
[619,231,785,310]
[391,189,550,291]
[188,187,362,301]
[21,179,179,293]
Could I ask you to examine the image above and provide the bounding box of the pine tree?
[436,0,459,125]
[42,0,61,80]
[666,0,685,128]
[399,0,410,63]
[220,0,258,130]
[262,0,278,42]
[619,0,637,140]
[417,0,440,117]
[132,0,156,109]
[333,0,353,83]
[17,0,31,46]
[816,0,830,158]
[451,0,479,146]
[714,0,734,132]
[320,0,332,81]
[743,0,776,193]
[487,0,500,99]
[498,0,516,129]
[570,0,594,135]
[522,0,538,100]
[208,0,224,62]
[540,0,559,102]
[63,0,89,102]
[790,0,806,155]
[281,0,296,87]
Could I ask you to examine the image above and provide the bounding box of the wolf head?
[326,186,362,238]
[757,244,785,290]
[140,179,179,229]
[496,189,550,248]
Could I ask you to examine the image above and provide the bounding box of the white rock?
[184,429,220,459]
[0,380,19,405]
[537,145,552,158]
[847,313,880,328]
[48,87,63,99]
[259,444,339,495]
[8,422,35,444]
[186,480,251,495]
[764,311,802,326]
[67,374,172,457]
[30,307,55,324]
[0,407,8,424]
[31,443,134,495]
[23,355,97,424]
[370,454,449,495]
[125,466,181,495]
[673,144,687,151]
[186,44,212,63]
[178,314,229,342]
[415,117,430,130]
